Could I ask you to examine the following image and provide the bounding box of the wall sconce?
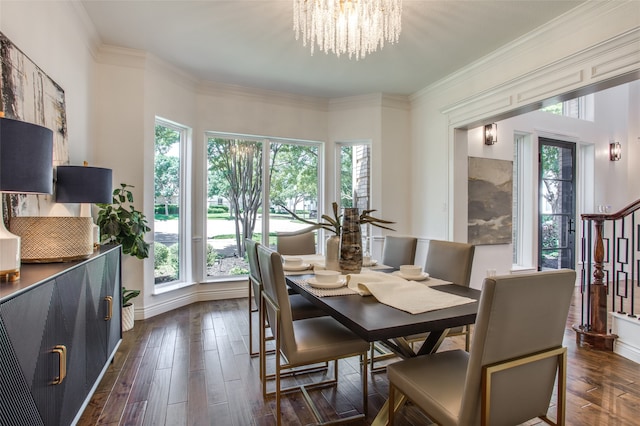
[0,117,54,281]
[484,123,497,145]
[609,142,621,161]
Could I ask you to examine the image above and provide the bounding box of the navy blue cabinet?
[0,246,121,425]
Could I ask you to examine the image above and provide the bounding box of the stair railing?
[574,199,639,350]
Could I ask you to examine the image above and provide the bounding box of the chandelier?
[293,0,403,60]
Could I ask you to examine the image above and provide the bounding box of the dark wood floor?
[78,290,640,426]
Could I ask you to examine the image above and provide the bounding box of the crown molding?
[198,80,329,112]
[329,93,410,111]
[96,44,148,69]
[68,0,102,62]
[441,27,639,127]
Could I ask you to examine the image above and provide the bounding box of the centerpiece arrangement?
[281,202,394,273]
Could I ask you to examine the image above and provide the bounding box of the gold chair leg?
[389,384,395,425]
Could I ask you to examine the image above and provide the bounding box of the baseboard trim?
[611,312,640,364]
[138,283,248,319]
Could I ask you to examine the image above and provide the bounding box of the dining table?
[283,257,481,425]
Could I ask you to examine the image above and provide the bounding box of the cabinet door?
[104,247,122,356]
[0,283,51,426]
[0,273,86,426]
[86,246,122,386]
[86,254,109,385]
[54,266,90,425]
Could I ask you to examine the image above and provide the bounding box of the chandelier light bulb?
[293,0,403,60]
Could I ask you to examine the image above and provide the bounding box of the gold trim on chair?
[482,346,567,426]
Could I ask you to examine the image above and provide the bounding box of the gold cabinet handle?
[52,345,67,385]
[104,296,113,320]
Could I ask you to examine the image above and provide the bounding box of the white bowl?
[282,256,303,267]
[399,265,422,277]
[314,270,341,283]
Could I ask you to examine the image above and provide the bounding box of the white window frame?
[203,131,323,281]
[154,117,192,290]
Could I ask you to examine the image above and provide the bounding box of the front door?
[538,138,576,270]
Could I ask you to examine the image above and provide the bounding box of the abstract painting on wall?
[468,157,513,245]
[0,31,68,217]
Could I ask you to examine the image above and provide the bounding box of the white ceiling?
[80,0,584,98]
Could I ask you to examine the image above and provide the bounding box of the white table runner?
[346,272,475,314]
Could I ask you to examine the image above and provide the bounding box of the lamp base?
[0,216,21,279]
[0,268,20,282]
[10,217,94,263]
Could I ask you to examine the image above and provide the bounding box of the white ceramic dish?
[282,256,303,266]
[314,269,341,283]
[400,265,423,276]
[363,259,378,267]
[394,271,430,281]
[307,277,347,289]
[283,263,311,271]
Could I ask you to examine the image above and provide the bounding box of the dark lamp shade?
[55,166,113,203]
[0,117,54,194]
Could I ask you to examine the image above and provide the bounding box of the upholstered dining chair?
[276,229,316,255]
[257,245,369,425]
[406,239,476,351]
[245,239,324,361]
[387,269,576,426]
[381,235,418,268]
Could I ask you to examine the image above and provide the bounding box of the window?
[206,133,321,279]
[153,119,189,286]
[540,95,594,121]
[512,133,535,268]
[336,142,371,253]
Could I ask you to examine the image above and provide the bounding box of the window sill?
[510,265,537,274]
[200,275,248,285]
[153,280,198,296]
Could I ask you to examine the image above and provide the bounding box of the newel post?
[573,217,617,350]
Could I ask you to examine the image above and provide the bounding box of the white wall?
[411,1,639,289]
[0,1,97,165]
[462,82,639,288]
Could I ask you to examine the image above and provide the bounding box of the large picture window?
[206,133,321,279]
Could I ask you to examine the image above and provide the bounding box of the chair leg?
[388,384,395,425]
[464,325,471,352]
[249,283,258,357]
[260,296,267,398]
[362,351,369,416]
[274,319,282,426]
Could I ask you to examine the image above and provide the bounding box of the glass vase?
[339,207,363,274]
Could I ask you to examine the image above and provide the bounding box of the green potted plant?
[97,183,150,331]
[121,287,140,332]
[96,183,151,259]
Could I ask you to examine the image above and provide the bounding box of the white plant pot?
[122,303,135,332]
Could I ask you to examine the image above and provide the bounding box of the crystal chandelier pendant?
[293,0,403,60]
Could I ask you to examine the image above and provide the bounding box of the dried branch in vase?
[280,202,395,234]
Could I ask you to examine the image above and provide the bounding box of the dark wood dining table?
[286,273,481,357]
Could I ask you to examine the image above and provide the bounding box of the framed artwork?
[468,157,513,245]
[0,31,69,217]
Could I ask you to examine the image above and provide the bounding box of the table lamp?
[55,163,113,247]
[0,116,53,281]
[9,163,113,263]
